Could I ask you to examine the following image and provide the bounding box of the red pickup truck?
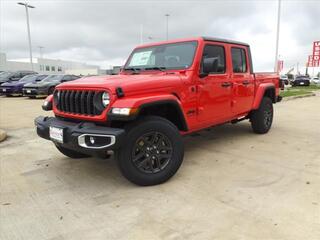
[35,37,282,186]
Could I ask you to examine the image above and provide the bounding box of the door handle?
[221,82,232,88]
[242,80,250,85]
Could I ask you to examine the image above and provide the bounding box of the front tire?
[117,116,184,186]
[55,145,89,158]
[250,97,273,134]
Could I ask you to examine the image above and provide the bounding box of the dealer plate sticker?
[49,126,64,143]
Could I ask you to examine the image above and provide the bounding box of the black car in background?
[0,71,38,84]
[291,75,310,86]
[23,74,80,98]
[280,75,289,85]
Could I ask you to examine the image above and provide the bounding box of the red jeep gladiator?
[35,37,282,186]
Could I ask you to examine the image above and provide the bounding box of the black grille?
[55,90,104,116]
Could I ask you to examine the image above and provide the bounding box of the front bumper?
[0,87,20,95]
[23,88,47,96]
[35,116,125,156]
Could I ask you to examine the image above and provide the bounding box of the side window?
[62,75,71,81]
[51,66,55,72]
[201,45,226,74]
[13,73,21,78]
[231,48,247,73]
[46,66,50,71]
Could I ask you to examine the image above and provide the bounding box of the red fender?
[252,83,275,110]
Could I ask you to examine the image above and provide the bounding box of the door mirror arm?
[199,72,209,78]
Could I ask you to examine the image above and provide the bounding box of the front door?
[197,44,232,124]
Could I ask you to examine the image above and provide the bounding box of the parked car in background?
[311,76,319,84]
[291,75,310,86]
[280,74,289,85]
[23,74,80,98]
[0,71,38,84]
[0,74,48,96]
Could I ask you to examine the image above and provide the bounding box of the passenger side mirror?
[200,57,219,78]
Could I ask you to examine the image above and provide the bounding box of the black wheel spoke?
[132,151,145,162]
[137,157,149,168]
[132,131,173,174]
[159,153,171,159]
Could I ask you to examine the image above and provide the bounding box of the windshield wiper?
[145,67,166,72]
[124,67,141,74]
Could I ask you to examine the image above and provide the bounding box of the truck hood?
[57,74,183,95]
[1,81,22,87]
[24,81,56,88]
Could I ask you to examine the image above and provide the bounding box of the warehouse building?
[0,52,103,75]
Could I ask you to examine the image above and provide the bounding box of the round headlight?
[102,92,110,107]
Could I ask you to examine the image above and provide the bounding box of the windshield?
[124,41,198,71]
[41,75,63,82]
[19,75,37,82]
[0,72,13,80]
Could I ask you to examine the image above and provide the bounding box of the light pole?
[38,46,44,58]
[18,2,35,70]
[165,13,170,40]
[274,0,281,72]
[140,24,143,44]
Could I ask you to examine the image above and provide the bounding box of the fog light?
[90,136,95,145]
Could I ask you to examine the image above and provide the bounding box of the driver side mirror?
[199,57,219,78]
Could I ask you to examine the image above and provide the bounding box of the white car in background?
[312,77,320,84]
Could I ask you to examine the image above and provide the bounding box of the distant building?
[0,52,101,75]
[106,66,122,75]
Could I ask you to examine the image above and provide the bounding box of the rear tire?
[55,145,89,158]
[250,97,273,134]
[117,116,184,186]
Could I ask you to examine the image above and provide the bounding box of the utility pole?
[165,14,170,40]
[38,46,44,58]
[274,0,281,72]
[140,24,143,44]
[18,2,35,71]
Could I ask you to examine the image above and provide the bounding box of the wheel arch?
[137,100,188,131]
[252,84,276,110]
[109,96,188,132]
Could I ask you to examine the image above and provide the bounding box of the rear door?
[230,46,254,115]
[197,43,233,124]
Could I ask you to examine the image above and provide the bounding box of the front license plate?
[2,89,6,92]
[300,82,304,85]
[49,126,64,143]
[27,90,31,93]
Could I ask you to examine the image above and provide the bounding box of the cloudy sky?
[0,0,319,73]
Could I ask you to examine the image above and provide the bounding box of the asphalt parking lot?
[0,96,319,240]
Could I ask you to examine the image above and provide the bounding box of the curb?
[0,129,7,142]
[281,93,316,102]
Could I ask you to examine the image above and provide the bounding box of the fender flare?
[108,94,188,130]
[252,83,276,110]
